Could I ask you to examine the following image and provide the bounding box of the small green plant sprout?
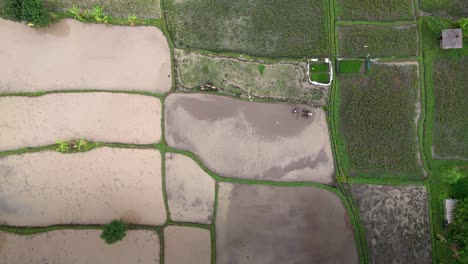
[128,14,138,26]
[336,174,347,184]
[56,140,70,153]
[258,64,266,75]
[100,219,127,244]
[91,5,108,23]
[68,5,84,21]
[75,139,87,152]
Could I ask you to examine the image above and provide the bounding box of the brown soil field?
[0,148,166,226]
[0,93,161,151]
[164,226,211,264]
[165,153,215,224]
[216,183,358,264]
[0,230,160,263]
[165,94,334,183]
[351,184,431,264]
[0,18,171,93]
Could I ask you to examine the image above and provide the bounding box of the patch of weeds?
[127,13,137,26]
[258,64,266,75]
[1,0,51,27]
[56,139,96,153]
[67,5,108,23]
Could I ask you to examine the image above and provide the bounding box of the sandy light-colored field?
[164,226,211,264]
[0,18,171,93]
[165,94,334,183]
[216,183,358,264]
[165,153,215,224]
[0,148,166,226]
[0,230,160,264]
[0,93,161,151]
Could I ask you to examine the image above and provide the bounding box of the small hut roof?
[441,29,463,49]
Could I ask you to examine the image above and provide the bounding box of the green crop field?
[419,0,468,19]
[41,0,161,18]
[337,59,366,74]
[337,24,419,57]
[336,0,415,21]
[174,49,327,104]
[338,63,423,179]
[165,0,330,58]
[431,56,468,159]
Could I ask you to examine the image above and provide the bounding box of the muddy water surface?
[165,94,334,183]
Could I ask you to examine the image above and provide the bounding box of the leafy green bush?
[458,18,468,37]
[424,16,455,36]
[100,219,127,244]
[441,167,465,184]
[1,0,50,26]
[339,64,423,178]
[1,0,22,20]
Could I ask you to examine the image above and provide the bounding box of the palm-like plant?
[68,5,83,21]
[128,14,137,26]
[91,5,108,23]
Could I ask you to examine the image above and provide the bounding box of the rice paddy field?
[174,49,327,105]
[351,184,432,264]
[418,0,468,19]
[431,56,468,159]
[165,0,330,58]
[337,63,424,179]
[336,0,415,21]
[337,59,366,75]
[337,24,419,57]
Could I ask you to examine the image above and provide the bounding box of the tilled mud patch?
[0,230,160,263]
[165,153,215,224]
[165,94,334,183]
[164,226,211,264]
[351,184,431,264]
[216,183,358,264]
[0,93,161,151]
[0,18,171,93]
[0,148,166,226]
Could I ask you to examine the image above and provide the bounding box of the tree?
[448,199,468,262]
[21,0,50,27]
[441,167,465,185]
[100,219,127,244]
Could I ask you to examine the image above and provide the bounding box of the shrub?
[21,0,50,27]
[1,0,22,20]
[441,167,466,185]
[458,18,468,37]
[100,219,127,244]
[128,14,138,26]
[424,16,455,36]
[56,140,70,153]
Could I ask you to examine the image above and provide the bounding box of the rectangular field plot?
[338,63,424,178]
[431,56,468,159]
[166,0,329,58]
[175,49,327,105]
[165,94,334,183]
[351,184,431,264]
[0,148,166,226]
[337,59,367,75]
[419,0,468,19]
[337,24,419,57]
[42,0,161,18]
[0,93,161,151]
[217,183,358,264]
[336,0,415,21]
[0,18,171,93]
[0,230,160,264]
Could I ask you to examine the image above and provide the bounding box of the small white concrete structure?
[444,199,458,224]
[307,58,333,86]
[441,29,463,49]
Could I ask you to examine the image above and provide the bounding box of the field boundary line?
[336,20,418,26]
[0,89,167,99]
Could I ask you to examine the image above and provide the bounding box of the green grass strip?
[0,89,166,99]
